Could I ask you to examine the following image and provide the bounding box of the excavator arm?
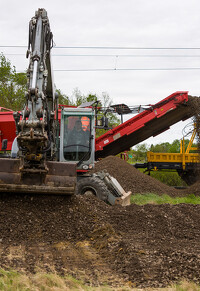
[15,8,56,176]
[0,9,76,194]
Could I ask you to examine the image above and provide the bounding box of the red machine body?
[95,91,191,159]
[0,110,17,151]
[0,91,192,156]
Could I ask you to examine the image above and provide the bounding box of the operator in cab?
[64,118,90,161]
[67,119,88,146]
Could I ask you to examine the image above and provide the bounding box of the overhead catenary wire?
[3,53,200,58]
[3,45,200,72]
[53,68,200,72]
[1,45,200,50]
[16,67,200,73]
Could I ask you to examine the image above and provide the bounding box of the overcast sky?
[1,0,200,145]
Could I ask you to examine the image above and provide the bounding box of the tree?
[0,55,120,132]
[0,54,27,111]
[101,92,120,127]
[70,89,120,136]
[168,139,180,153]
[150,142,171,153]
[71,88,98,106]
[56,89,71,106]
[132,143,149,161]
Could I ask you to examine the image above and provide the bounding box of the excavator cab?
[60,107,95,171]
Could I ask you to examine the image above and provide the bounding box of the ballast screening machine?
[0,8,131,206]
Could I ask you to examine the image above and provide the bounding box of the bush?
[140,169,187,187]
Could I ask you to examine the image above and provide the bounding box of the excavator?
[0,9,198,202]
[0,8,131,206]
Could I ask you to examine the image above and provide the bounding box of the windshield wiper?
[77,151,91,167]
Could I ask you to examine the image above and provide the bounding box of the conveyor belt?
[95,92,193,159]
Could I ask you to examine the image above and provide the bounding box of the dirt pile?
[93,156,183,196]
[183,180,200,196]
[0,193,199,288]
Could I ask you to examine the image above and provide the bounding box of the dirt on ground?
[0,191,199,288]
[0,156,200,288]
[0,95,200,288]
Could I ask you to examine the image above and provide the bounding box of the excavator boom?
[0,9,76,195]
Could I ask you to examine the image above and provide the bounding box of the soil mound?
[93,156,181,196]
[0,193,199,288]
[183,180,200,195]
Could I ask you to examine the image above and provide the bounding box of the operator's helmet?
[81,116,90,131]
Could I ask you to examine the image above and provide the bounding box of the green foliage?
[56,88,71,105]
[131,193,200,205]
[150,142,171,153]
[169,139,180,153]
[71,88,98,106]
[150,140,181,153]
[0,268,131,290]
[128,138,198,164]
[137,168,187,187]
[71,88,120,137]
[0,268,199,290]
[149,170,187,186]
[0,54,27,111]
[0,55,120,133]
[149,139,197,154]
[131,143,149,162]
[95,93,120,137]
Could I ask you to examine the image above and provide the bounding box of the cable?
[53,54,200,57]
[1,45,200,50]
[182,122,194,137]
[53,67,200,72]
[17,67,200,72]
[0,45,26,48]
[3,53,200,58]
[52,46,200,50]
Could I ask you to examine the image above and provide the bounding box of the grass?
[131,193,200,205]
[150,170,187,187]
[138,168,187,187]
[0,269,199,290]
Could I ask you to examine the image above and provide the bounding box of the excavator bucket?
[94,171,132,206]
[0,158,76,195]
[114,191,132,206]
